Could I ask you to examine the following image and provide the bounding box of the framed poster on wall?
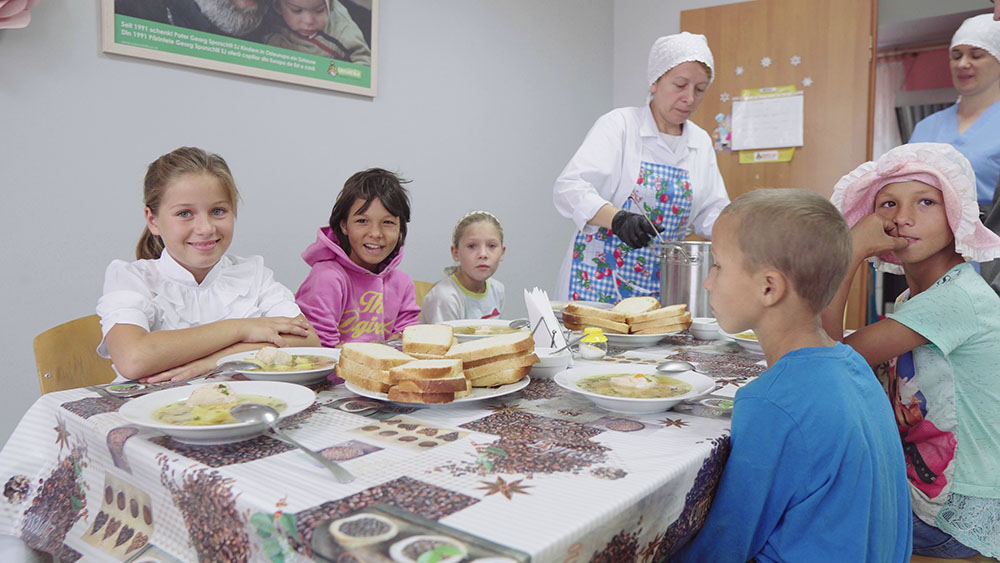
[101,0,377,97]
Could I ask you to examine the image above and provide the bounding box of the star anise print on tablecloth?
[487,402,524,415]
[659,418,688,428]
[54,415,71,453]
[477,476,533,500]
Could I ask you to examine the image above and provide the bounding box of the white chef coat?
[552,105,729,299]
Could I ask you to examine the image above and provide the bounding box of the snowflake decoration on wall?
[761,56,772,68]
[735,65,744,76]
[802,77,814,87]
[720,92,730,103]
[790,55,802,66]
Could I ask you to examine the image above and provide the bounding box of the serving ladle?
[230,403,355,483]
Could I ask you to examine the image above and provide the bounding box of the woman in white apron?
[553,32,729,303]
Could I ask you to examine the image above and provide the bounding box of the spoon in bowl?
[508,318,530,330]
[230,403,355,483]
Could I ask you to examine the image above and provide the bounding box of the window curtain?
[873,59,905,159]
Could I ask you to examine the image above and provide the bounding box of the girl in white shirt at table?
[96,146,319,384]
[421,211,506,323]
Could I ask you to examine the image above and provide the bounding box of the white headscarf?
[951,13,1000,63]
[646,32,715,91]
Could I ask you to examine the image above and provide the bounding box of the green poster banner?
[109,14,372,93]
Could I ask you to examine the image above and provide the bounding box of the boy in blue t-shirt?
[675,189,912,562]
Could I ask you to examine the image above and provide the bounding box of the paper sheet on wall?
[731,88,803,150]
[524,288,566,349]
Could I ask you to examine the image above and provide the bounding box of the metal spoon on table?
[508,318,530,330]
[142,360,261,392]
[230,403,355,484]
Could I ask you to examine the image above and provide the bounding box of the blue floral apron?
[567,161,693,303]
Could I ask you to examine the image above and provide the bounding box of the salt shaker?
[577,327,608,360]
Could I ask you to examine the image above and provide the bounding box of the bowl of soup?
[118,381,316,444]
[554,365,714,413]
[217,347,340,385]
[441,319,528,342]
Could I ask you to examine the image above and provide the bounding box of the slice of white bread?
[562,312,629,334]
[469,365,532,387]
[464,353,538,381]
[386,388,455,404]
[402,324,454,356]
[394,375,468,394]
[625,303,687,324]
[406,351,446,360]
[337,356,392,393]
[340,342,415,371]
[563,302,626,323]
[445,331,535,363]
[465,351,526,369]
[610,296,660,316]
[630,312,692,333]
[630,319,693,335]
[387,358,463,384]
[454,379,472,399]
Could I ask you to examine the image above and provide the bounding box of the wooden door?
[683,0,877,329]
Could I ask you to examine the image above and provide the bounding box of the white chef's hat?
[646,32,715,90]
[951,13,1000,62]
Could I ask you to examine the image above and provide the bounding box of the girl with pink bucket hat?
[822,142,1000,558]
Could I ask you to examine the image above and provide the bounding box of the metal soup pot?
[654,241,714,318]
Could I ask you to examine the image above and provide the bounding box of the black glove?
[611,210,664,249]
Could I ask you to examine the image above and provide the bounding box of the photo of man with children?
[1,1,1000,562]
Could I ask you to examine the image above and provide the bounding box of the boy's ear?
[758,268,787,308]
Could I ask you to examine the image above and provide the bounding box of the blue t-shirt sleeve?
[888,280,976,355]
[675,396,804,561]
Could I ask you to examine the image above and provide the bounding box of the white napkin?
[524,288,567,349]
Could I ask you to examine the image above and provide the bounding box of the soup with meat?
[577,373,692,399]
[153,394,287,426]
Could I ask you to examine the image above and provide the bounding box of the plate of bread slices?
[561,296,693,348]
[337,325,537,405]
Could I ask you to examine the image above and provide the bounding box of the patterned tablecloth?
[0,335,765,562]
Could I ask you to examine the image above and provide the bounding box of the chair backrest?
[34,315,116,394]
[413,280,435,308]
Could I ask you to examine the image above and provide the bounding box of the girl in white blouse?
[97,147,319,383]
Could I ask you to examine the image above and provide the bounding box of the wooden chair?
[414,280,435,307]
[34,315,116,394]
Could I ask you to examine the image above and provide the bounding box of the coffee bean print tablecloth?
[0,339,760,562]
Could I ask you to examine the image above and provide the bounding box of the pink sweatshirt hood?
[296,227,420,348]
[301,226,406,276]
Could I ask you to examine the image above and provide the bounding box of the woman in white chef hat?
[909,14,1000,211]
[552,32,729,303]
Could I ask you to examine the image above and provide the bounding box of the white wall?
[0,0,613,443]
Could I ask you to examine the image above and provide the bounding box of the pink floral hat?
[831,142,1000,274]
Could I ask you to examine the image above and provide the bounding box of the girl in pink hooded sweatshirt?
[296,168,420,347]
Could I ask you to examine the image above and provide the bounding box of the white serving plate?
[217,347,340,385]
[530,346,572,378]
[440,319,528,342]
[554,365,714,414]
[719,329,764,354]
[344,377,530,407]
[118,381,316,445]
